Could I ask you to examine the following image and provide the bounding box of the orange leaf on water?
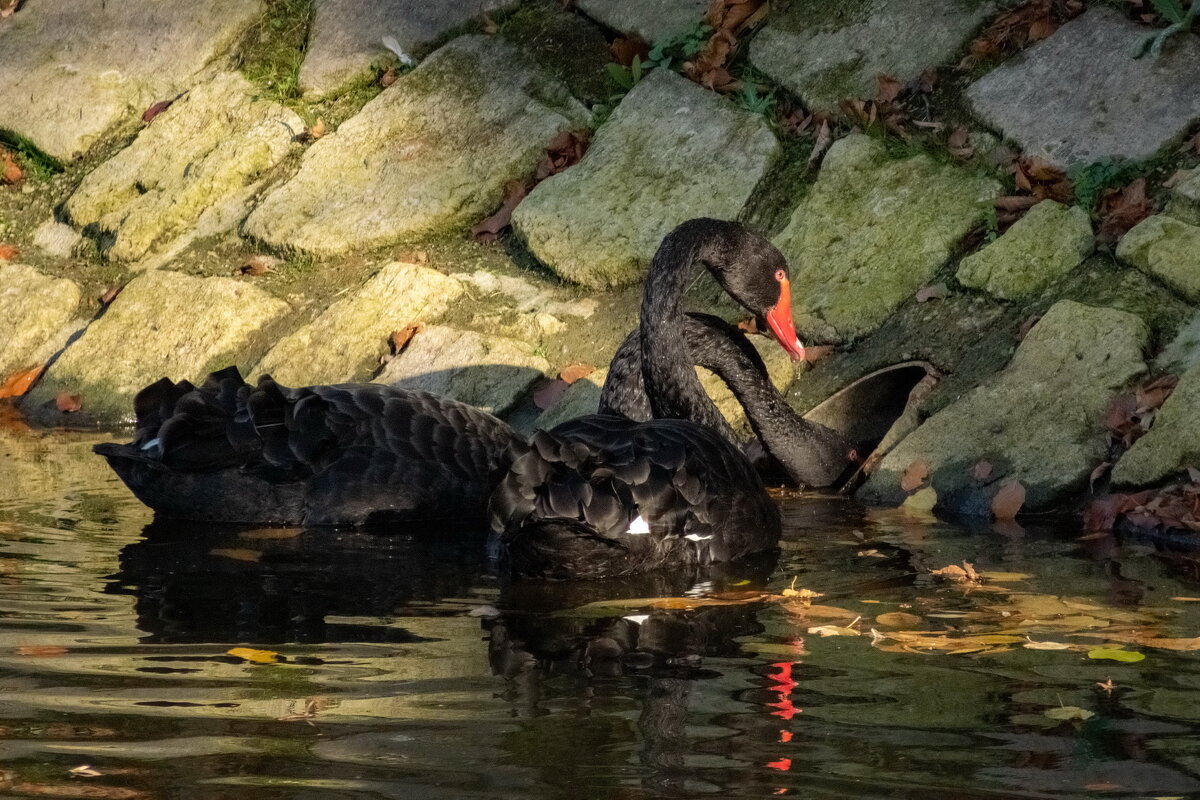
[992,478,1026,520]
[559,363,595,384]
[16,645,68,657]
[0,365,44,399]
[55,392,83,413]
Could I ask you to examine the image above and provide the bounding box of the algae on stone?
[750,0,994,113]
[253,262,464,386]
[1157,312,1200,374]
[1113,363,1200,488]
[859,301,1149,515]
[956,200,1093,300]
[299,0,515,97]
[374,325,549,415]
[1166,168,1200,226]
[575,0,707,43]
[0,264,82,379]
[244,36,590,255]
[22,271,290,425]
[775,134,998,341]
[965,9,1200,169]
[64,72,303,263]
[513,69,779,289]
[1116,215,1200,304]
[0,0,262,161]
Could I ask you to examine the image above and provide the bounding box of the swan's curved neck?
[639,235,732,437]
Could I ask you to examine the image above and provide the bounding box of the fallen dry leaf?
[0,243,18,261]
[947,126,975,159]
[390,324,421,354]
[68,765,102,778]
[99,285,122,305]
[141,99,173,124]
[481,10,499,33]
[559,363,595,384]
[900,459,929,492]
[992,478,1026,520]
[227,647,281,664]
[380,65,398,87]
[535,130,588,181]
[800,344,834,364]
[15,645,68,657]
[875,611,922,627]
[874,73,903,104]
[309,118,326,139]
[55,392,83,413]
[931,561,980,584]
[609,35,650,66]
[808,119,833,168]
[1097,178,1155,243]
[1,150,22,185]
[472,179,529,242]
[0,0,20,18]
[0,365,44,399]
[972,460,993,482]
[915,283,948,303]
[236,254,279,276]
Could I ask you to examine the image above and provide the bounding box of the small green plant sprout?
[1134,0,1197,59]
[606,55,647,92]
[738,83,775,115]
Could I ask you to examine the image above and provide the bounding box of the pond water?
[3,424,1200,800]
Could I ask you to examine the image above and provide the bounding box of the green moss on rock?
[1116,215,1200,304]
[956,200,1094,300]
[1113,363,1200,488]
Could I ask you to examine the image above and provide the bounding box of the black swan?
[94,219,802,576]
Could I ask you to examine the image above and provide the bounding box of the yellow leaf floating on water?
[1023,638,1076,651]
[874,612,922,628]
[807,624,860,637]
[1087,648,1145,663]
[209,548,262,563]
[1045,706,1094,721]
[978,571,1033,582]
[902,486,938,513]
[227,647,281,664]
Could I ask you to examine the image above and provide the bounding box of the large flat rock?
[22,272,289,425]
[0,0,262,161]
[244,35,589,255]
[1116,215,1200,304]
[299,0,514,97]
[253,262,464,386]
[750,0,993,112]
[0,265,82,379]
[575,0,707,43]
[859,301,1149,515]
[775,134,998,341]
[374,325,549,415]
[966,8,1200,169]
[63,72,302,263]
[956,200,1094,300]
[513,69,778,289]
[1113,363,1200,487]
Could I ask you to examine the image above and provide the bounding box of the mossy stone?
[64,72,303,263]
[859,301,1149,515]
[374,325,549,415]
[956,201,1094,300]
[512,69,779,289]
[1116,215,1200,304]
[1166,168,1200,226]
[775,134,999,341]
[253,262,464,386]
[244,35,590,255]
[1113,363,1200,488]
[22,271,290,425]
[0,264,82,379]
[574,0,707,43]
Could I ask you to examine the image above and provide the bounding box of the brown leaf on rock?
[1,150,22,185]
[807,119,833,168]
[559,363,595,384]
[972,460,993,482]
[1089,461,1112,491]
[801,344,834,364]
[472,179,529,242]
[992,479,1026,520]
[0,243,18,261]
[609,36,650,66]
[236,254,280,276]
[915,283,948,303]
[996,195,1039,212]
[55,392,83,413]
[947,126,974,159]
[0,365,44,399]
[481,10,499,34]
[390,324,421,354]
[0,0,20,18]
[536,130,588,180]
[309,118,326,139]
[1136,373,1178,412]
[141,99,174,124]
[959,0,1083,69]
[900,459,930,492]
[1016,314,1041,342]
[1097,178,1155,243]
[874,74,903,104]
[380,66,398,87]
[99,285,122,305]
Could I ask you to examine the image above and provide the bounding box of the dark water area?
[3,426,1200,800]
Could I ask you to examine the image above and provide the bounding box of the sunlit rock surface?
[375,325,549,415]
[1166,167,1200,226]
[860,301,1149,514]
[957,200,1093,300]
[966,8,1200,169]
[751,0,993,112]
[22,271,289,425]
[1113,364,1200,488]
[1116,215,1200,304]
[775,134,998,341]
[0,264,82,379]
[64,72,302,263]
[299,0,515,97]
[244,36,589,254]
[253,262,463,386]
[0,0,262,161]
[513,69,778,289]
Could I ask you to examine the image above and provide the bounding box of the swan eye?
[774,269,786,282]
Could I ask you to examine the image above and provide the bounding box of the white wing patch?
[627,515,650,535]
[623,614,650,626]
[685,533,713,542]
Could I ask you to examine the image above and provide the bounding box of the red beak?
[764,276,806,362]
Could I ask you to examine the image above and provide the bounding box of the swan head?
[689,220,806,362]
